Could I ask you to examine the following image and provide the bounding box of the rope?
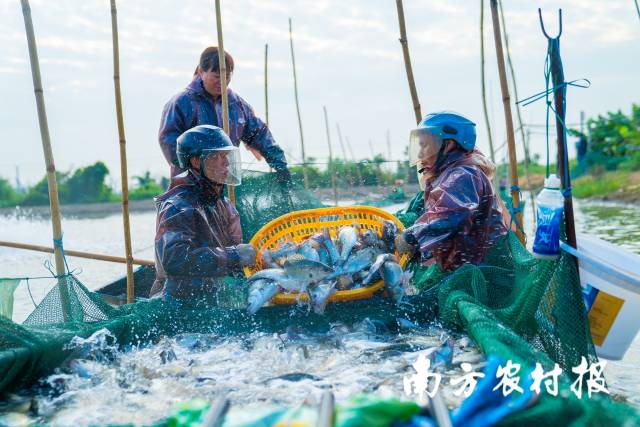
[507,185,526,236]
[52,236,71,274]
[515,38,590,190]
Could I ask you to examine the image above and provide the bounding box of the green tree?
[581,104,640,173]
[129,171,164,200]
[65,162,112,203]
[21,171,69,206]
[0,177,20,207]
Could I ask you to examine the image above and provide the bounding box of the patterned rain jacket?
[152,170,243,300]
[405,150,507,271]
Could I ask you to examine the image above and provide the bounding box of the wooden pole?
[214,0,235,205]
[264,44,269,127]
[345,136,363,185]
[323,106,338,205]
[498,0,536,223]
[395,0,422,124]
[336,123,352,186]
[546,26,578,251]
[489,0,525,244]
[110,0,135,304]
[480,0,496,164]
[20,0,71,319]
[0,240,154,266]
[288,18,309,189]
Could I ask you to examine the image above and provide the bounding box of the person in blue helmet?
[395,112,508,271]
[151,125,258,301]
[159,46,290,182]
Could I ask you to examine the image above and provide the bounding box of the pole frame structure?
[0,240,154,266]
[395,0,422,124]
[498,0,536,223]
[264,43,269,127]
[214,0,235,205]
[480,0,496,164]
[20,0,71,319]
[538,8,579,252]
[489,0,525,244]
[336,123,352,186]
[110,0,135,304]
[323,106,338,205]
[288,18,309,189]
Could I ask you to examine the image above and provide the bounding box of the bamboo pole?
[110,0,135,304]
[264,44,269,127]
[345,136,363,185]
[20,0,71,319]
[214,0,235,205]
[0,240,154,266]
[489,0,525,244]
[480,0,496,164]
[288,17,309,189]
[323,106,338,205]
[395,0,422,124]
[498,0,536,224]
[336,123,352,186]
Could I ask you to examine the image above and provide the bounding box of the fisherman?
[395,112,508,271]
[151,125,258,301]
[159,46,290,182]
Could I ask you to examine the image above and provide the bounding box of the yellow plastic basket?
[243,205,408,305]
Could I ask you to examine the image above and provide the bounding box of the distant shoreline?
[0,183,421,219]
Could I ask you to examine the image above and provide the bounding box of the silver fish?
[267,242,298,260]
[381,261,410,304]
[248,268,289,284]
[338,225,359,266]
[247,279,280,314]
[381,220,399,253]
[317,245,330,265]
[362,253,398,286]
[297,240,320,262]
[362,229,383,249]
[281,258,335,292]
[322,227,340,266]
[327,246,379,280]
[308,281,336,314]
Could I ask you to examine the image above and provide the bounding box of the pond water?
[0,195,638,425]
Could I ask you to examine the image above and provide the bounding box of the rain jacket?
[152,170,243,300]
[159,75,288,177]
[405,149,507,271]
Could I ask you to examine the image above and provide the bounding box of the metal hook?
[538,8,562,39]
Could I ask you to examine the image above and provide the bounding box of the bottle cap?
[544,174,561,189]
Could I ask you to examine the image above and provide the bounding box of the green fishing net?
[0,174,638,425]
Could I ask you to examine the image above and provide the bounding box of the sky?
[1,0,638,189]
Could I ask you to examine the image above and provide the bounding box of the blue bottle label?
[533,204,564,256]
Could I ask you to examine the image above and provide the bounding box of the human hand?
[237,244,257,267]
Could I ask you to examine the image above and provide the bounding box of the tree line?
[0,157,414,208]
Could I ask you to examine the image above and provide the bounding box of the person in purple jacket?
[395,112,508,272]
[159,46,290,181]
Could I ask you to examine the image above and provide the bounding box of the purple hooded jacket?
[159,76,287,177]
[405,150,507,271]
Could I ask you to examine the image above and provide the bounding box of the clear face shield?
[199,146,242,186]
[409,126,444,190]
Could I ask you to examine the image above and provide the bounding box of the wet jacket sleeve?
[158,95,194,168]
[237,96,288,171]
[405,168,481,257]
[155,202,240,277]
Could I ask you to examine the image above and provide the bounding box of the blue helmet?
[176,125,242,185]
[176,125,234,169]
[415,111,476,152]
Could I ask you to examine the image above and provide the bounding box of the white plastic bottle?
[532,174,565,260]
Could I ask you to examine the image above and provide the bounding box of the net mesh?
[0,174,638,425]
